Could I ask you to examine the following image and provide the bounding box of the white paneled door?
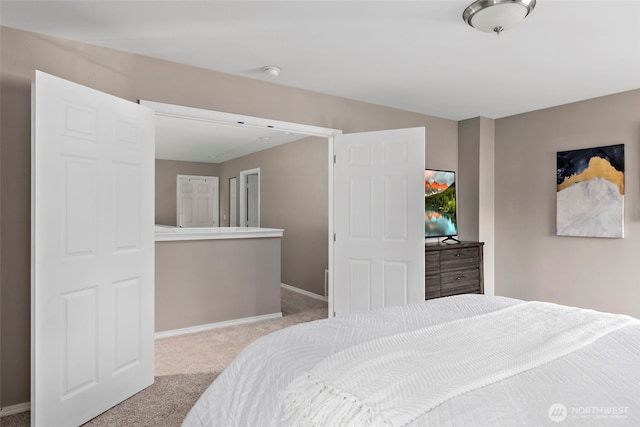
[177,175,219,227]
[31,71,155,426]
[333,128,425,316]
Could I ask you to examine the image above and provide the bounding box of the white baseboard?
[154,312,283,340]
[281,283,328,302]
[1,401,30,417]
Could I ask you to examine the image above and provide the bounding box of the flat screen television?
[424,169,458,242]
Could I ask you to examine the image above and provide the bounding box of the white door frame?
[229,177,237,226]
[139,100,342,315]
[239,168,260,227]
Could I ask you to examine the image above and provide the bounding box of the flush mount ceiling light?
[262,65,281,77]
[463,0,536,35]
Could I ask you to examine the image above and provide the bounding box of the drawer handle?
[455,275,466,280]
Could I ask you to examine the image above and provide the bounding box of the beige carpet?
[2,287,327,427]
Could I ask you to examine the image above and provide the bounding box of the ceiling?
[2,0,640,160]
[154,110,313,163]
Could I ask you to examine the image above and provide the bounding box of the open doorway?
[239,168,260,227]
[141,100,341,313]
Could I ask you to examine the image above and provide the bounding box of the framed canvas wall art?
[556,144,624,238]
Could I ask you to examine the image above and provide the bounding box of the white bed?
[182,295,640,426]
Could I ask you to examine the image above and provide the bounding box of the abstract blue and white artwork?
[556,144,624,238]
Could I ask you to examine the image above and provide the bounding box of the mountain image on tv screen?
[425,169,457,238]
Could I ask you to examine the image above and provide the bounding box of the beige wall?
[458,118,482,241]
[155,159,219,226]
[0,26,457,407]
[494,89,640,318]
[218,136,328,295]
[458,117,496,296]
[155,238,281,332]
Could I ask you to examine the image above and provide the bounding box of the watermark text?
[548,403,629,422]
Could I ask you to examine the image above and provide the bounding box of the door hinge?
[333,154,336,164]
[333,233,336,242]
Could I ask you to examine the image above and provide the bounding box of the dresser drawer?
[425,287,441,300]
[425,272,440,299]
[440,268,480,295]
[425,252,440,273]
[440,247,479,271]
[425,274,440,287]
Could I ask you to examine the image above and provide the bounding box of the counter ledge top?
[154,225,284,241]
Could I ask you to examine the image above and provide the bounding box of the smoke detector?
[262,65,281,77]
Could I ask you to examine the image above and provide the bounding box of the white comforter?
[182,295,640,426]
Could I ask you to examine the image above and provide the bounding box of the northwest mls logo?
[549,403,568,423]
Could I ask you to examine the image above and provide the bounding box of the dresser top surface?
[425,241,484,251]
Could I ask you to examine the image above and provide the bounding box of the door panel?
[349,176,372,238]
[63,157,98,255]
[333,128,425,316]
[114,278,141,374]
[384,176,408,240]
[32,71,155,427]
[114,163,141,251]
[348,259,372,313]
[61,288,98,400]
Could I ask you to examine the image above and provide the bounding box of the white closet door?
[177,175,219,227]
[333,127,425,316]
[32,71,155,426]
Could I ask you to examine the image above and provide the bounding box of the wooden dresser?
[425,241,484,300]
